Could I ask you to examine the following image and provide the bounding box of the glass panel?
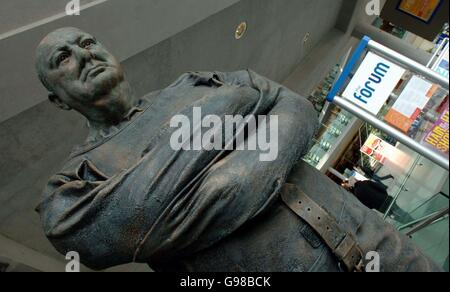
[382,154,449,271]
[400,214,449,271]
[306,44,449,269]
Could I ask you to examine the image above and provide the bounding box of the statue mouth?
[82,64,110,81]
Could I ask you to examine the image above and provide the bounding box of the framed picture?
[396,0,443,23]
[381,0,449,41]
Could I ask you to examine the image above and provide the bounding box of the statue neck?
[85,82,136,132]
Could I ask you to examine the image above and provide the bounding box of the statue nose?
[75,46,95,64]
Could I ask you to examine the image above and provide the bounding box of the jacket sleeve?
[37,70,319,270]
[37,132,224,270]
[36,156,171,270]
[134,69,320,263]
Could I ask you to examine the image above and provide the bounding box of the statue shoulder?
[167,70,254,89]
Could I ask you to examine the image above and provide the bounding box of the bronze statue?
[35,28,441,272]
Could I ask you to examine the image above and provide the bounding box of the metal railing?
[326,36,449,171]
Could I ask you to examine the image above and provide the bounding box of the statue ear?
[48,93,72,111]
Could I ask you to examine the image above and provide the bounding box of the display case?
[303,107,358,171]
[303,48,362,172]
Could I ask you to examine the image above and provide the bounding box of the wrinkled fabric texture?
[36,70,441,272]
[37,70,319,270]
[166,162,442,272]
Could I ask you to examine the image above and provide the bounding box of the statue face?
[36,28,125,110]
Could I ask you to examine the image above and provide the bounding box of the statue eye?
[57,52,70,65]
[81,39,96,49]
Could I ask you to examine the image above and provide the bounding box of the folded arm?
[37,70,318,269]
[137,70,319,262]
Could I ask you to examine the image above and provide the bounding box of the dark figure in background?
[358,165,394,185]
[35,28,441,272]
[343,180,414,224]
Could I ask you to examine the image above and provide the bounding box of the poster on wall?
[397,0,443,23]
[361,134,399,164]
[384,76,438,133]
[422,102,449,155]
[342,52,405,115]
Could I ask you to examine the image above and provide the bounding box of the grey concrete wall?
[0,0,355,270]
[0,0,240,123]
[124,0,344,98]
[0,0,98,34]
[0,234,67,272]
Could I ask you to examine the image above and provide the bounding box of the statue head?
[36,27,133,127]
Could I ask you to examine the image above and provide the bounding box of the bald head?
[36,27,86,90]
[35,27,133,126]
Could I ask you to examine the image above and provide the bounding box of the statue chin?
[86,69,124,98]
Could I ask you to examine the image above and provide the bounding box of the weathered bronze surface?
[35,28,441,272]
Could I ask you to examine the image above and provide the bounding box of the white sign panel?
[343,52,406,115]
[392,76,433,118]
[433,43,449,79]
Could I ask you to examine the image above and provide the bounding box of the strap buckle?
[336,234,364,272]
[281,183,366,273]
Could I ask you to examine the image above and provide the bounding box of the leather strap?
[281,183,364,272]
